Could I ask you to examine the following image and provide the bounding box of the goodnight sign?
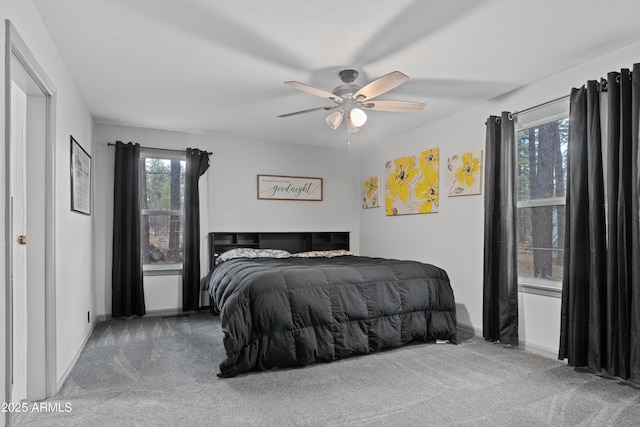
[257,175,323,201]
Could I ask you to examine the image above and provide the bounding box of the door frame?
[4,19,57,410]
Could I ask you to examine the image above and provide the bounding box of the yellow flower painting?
[386,156,420,203]
[447,151,483,196]
[362,176,380,208]
[385,148,440,215]
[386,193,396,216]
[415,176,439,213]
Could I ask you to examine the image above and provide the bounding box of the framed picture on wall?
[257,174,323,201]
[362,176,380,208]
[447,151,483,196]
[385,148,440,215]
[70,136,92,215]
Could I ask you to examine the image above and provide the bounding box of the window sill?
[518,277,562,298]
[143,264,182,276]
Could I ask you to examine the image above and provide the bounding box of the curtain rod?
[107,143,212,155]
[510,70,632,118]
[511,94,570,117]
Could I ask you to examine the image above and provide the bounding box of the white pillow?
[215,248,291,265]
[291,249,352,258]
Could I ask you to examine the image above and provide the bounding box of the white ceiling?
[33,0,640,148]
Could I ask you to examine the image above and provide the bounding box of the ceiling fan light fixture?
[325,111,344,130]
[349,107,367,127]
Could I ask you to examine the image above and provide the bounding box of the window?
[139,150,186,271]
[515,100,569,290]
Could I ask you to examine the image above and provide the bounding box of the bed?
[204,232,457,377]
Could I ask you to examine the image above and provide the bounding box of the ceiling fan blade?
[362,100,426,112]
[284,81,343,102]
[278,105,339,118]
[353,71,409,101]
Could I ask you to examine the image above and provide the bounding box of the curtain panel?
[112,141,145,318]
[483,112,519,346]
[182,148,210,311]
[559,63,640,386]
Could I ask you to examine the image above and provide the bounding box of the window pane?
[517,206,565,281]
[517,118,568,202]
[141,214,184,265]
[139,156,186,267]
[141,157,185,211]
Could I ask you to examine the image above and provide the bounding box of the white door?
[10,81,28,403]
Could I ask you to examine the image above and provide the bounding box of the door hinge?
[17,235,27,245]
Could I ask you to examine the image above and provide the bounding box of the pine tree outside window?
[139,149,186,272]
[515,99,569,292]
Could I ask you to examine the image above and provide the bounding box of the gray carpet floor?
[12,312,640,426]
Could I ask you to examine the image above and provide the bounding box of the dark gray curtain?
[559,64,640,386]
[182,148,210,311]
[112,141,145,318]
[483,112,519,346]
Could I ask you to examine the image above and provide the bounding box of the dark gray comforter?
[205,256,457,377]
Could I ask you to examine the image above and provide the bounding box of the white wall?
[94,124,360,316]
[359,39,640,356]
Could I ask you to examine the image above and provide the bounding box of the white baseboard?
[97,307,209,322]
[457,321,482,337]
[457,321,558,360]
[56,320,98,392]
[519,340,558,360]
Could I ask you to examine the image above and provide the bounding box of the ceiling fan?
[278,69,425,132]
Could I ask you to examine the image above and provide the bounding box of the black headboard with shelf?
[208,231,350,269]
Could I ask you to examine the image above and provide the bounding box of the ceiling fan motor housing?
[332,84,359,99]
[338,69,358,84]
